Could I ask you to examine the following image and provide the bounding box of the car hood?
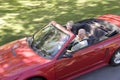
[0,38,51,77]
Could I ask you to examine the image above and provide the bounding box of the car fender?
[105,41,120,63]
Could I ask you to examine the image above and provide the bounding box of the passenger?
[68,29,89,51]
[65,21,77,34]
[66,21,74,32]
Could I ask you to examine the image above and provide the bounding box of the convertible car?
[0,14,120,80]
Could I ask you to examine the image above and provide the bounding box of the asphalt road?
[75,65,120,80]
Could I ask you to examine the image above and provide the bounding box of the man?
[68,29,89,51]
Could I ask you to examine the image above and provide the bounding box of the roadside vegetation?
[0,0,120,45]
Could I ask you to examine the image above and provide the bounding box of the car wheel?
[110,49,120,66]
[28,77,44,80]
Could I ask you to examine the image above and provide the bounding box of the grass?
[0,0,120,46]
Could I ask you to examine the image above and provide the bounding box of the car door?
[54,52,81,80]
[55,42,107,80]
[74,43,107,72]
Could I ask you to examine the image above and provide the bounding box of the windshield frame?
[28,22,72,59]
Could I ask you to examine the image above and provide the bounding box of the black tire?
[28,77,44,80]
[110,49,120,66]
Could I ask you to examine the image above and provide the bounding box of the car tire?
[28,77,44,80]
[110,48,120,66]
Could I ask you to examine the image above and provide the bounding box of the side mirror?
[62,51,73,58]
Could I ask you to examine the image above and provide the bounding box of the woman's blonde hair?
[66,21,74,27]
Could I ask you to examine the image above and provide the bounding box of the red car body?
[0,14,120,80]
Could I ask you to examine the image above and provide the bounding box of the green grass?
[0,0,120,46]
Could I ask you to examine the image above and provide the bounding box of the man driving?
[68,29,89,51]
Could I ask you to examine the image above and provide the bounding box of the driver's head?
[78,29,87,39]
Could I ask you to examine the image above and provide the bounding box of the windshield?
[30,24,69,59]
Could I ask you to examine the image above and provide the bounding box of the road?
[75,65,120,80]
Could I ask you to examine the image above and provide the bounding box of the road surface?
[75,65,120,80]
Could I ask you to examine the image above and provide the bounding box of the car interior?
[74,18,120,44]
[66,18,120,52]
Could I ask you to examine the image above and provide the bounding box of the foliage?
[0,0,120,45]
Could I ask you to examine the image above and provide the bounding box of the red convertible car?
[0,14,120,80]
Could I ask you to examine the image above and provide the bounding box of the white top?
[71,35,88,51]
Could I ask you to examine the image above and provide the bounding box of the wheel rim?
[114,51,120,64]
